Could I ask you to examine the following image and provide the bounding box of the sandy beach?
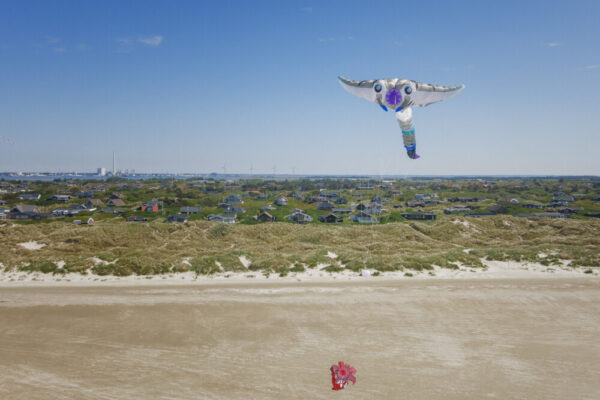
[1,277,599,399]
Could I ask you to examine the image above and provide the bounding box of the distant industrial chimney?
[113,152,116,175]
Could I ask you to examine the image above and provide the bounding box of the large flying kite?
[338,76,464,159]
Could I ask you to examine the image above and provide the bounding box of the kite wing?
[411,82,465,107]
[337,76,377,103]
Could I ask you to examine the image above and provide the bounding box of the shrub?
[290,263,305,273]
[190,256,221,275]
[322,263,344,273]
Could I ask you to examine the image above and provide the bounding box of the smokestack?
[113,152,115,175]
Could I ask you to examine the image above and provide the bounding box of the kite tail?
[397,112,418,159]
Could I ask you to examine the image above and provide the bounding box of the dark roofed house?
[447,197,481,203]
[524,203,544,209]
[349,211,378,224]
[316,201,334,211]
[333,197,348,205]
[180,206,202,214]
[516,212,569,219]
[406,200,426,208]
[140,201,163,212]
[126,216,148,222]
[12,204,40,214]
[287,212,313,224]
[107,199,126,207]
[401,212,436,221]
[50,194,71,202]
[465,212,497,217]
[225,205,245,213]
[332,207,352,214]
[85,199,104,209]
[207,212,236,223]
[487,204,507,214]
[19,193,41,201]
[0,200,6,206]
[224,194,243,204]
[371,195,382,204]
[256,211,276,222]
[167,214,189,223]
[101,208,126,214]
[274,196,288,206]
[444,205,473,214]
[76,191,94,199]
[69,203,88,212]
[365,204,382,215]
[558,207,583,214]
[553,195,575,203]
[318,213,343,223]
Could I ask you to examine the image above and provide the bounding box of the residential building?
[207,212,236,223]
[318,213,343,223]
[349,211,378,224]
[140,201,163,212]
[19,193,41,201]
[401,212,436,220]
[180,206,202,214]
[287,212,313,224]
[168,214,189,223]
[274,196,288,206]
[256,211,276,222]
[85,199,104,209]
[316,201,334,211]
[107,199,126,207]
[224,194,243,204]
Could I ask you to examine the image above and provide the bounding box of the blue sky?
[1,0,599,175]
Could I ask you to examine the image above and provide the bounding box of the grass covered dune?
[1,216,599,277]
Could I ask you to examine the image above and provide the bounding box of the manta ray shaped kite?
[338,76,464,159]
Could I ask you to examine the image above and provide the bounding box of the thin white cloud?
[138,35,163,46]
[546,42,561,47]
[301,7,312,13]
[52,46,66,53]
[584,64,600,70]
[47,37,60,44]
[318,37,335,42]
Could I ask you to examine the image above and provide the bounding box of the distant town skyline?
[1,1,599,175]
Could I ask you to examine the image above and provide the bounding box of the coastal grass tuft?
[2,216,599,276]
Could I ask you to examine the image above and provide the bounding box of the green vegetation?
[1,176,599,276]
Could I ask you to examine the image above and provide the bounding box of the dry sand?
[1,278,599,399]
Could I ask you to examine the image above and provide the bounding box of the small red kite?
[330,361,356,390]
